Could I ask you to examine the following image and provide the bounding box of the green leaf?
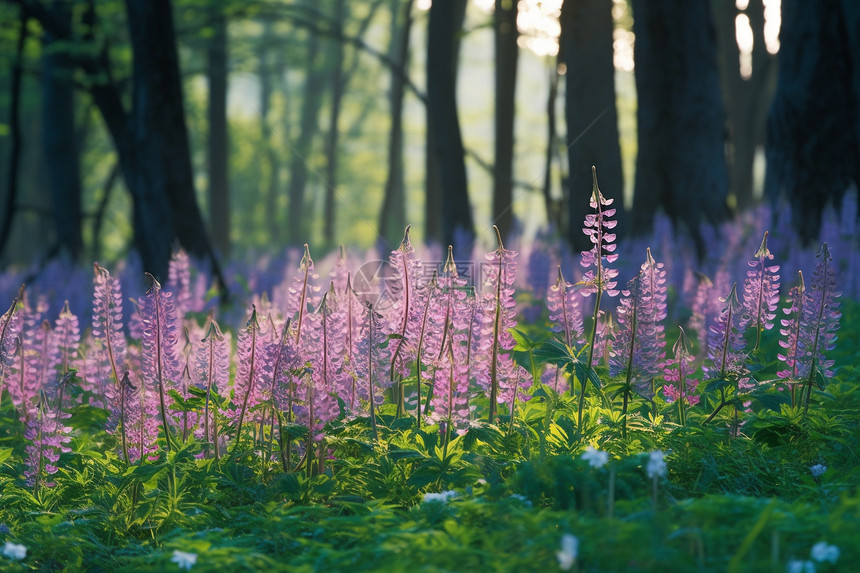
[705,378,733,393]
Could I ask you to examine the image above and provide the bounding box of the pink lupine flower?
[662,327,699,427]
[139,273,182,451]
[23,391,72,489]
[547,266,584,348]
[740,232,781,352]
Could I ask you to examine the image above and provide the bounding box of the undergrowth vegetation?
[0,177,858,572]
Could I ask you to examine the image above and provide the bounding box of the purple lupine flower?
[23,392,72,489]
[777,271,808,405]
[92,264,127,393]
[354,301,389,440]
[547,266,584,348]
[689,270,731,362]
[53,301,80,375]
[410,272,445,425]
[385,226,422,415]
[797,243,841,409]
[0,286,24,398]
[477,226,519,424]
[167,249,205,318]
[285,244,322,347]
[8,296,50,421]
[740,232,781,351]
[577,167,619,424]
[662,327,699,427]
[196,316,230,459]
[332,275,365,414]
[139,273,182,451]
[703,283,748,382]
[231,306,274,452]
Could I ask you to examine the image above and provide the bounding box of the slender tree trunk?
[207,5,230,256]
[543,67,563,230]
[323,0,346,249]
[380,0,412,249]
[426,0,473,249]
[259,22,281,243]
[764,0,860,242]
[560,0,624,252]
[287,30,325,246]
[42,1,83,259]
[0,10,28,262]
[631,0,729,257]
[492,0,519,242]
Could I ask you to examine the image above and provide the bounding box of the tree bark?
[560,0,625,253]
[764,0,860,243]
[631,0,729,257]
[323,0,346,249]
[492,0,519,242]
[286,29,325,246]
[0,9,28,263]
[426,0,473,249]
[379,0,412,249]
[207,4,230,256]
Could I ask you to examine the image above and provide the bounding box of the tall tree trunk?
[560,0,625,253]
[542,67,563,230]
[286,30,325,246]
[323,0,346,249]
[426,0,473,249]
[207,5,230,256]
[124,0,219,280]
[380,0,412,249]
[0,10,28,262]
[492,0,518,242]
[42,1,82,259]
[765,0,860,243]
[259,22,281,243]
[631,0,729,257]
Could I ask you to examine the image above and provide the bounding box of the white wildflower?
[581,446,609,469]
[2,542,27,560]
[810,541,839,564]
[646,450,667,479]
[809,464,827,478]
[556,533,578,570]
[786,559,815,573]
[171,550,197,570]
[422,490,458,504]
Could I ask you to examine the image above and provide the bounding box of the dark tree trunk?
[542,67,563,230]
[379,0,412,249]
[124,0,217,280]
[426,0,473,249]
[765,0,860,243]
[323,0,346,249]
[42,1,82,259]
[713,0,775,211]
[286,30,325,246]
[631,0,729,257]
[0,10,28,262]
[207,5,230,256]
[492,0,519,243]
[560,0,625,253]
[259,22,281,243]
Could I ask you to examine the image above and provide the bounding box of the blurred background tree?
[0,0,854,277]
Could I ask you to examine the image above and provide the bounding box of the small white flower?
[2,542,27,560]
[786,559,815,573]
[646,450,667,479]
[171,550,197,570]
[556,534,578,570]
[422,490,457,504]
[809,464,827,478]
[581,446,609,469]
[810,541,839,564]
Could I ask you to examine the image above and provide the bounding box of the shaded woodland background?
[0,0,858,280]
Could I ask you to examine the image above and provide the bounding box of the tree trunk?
[380,0,412,249]
[323,0,346,249]
[426,0,473,249]
[286,30,325,246]
[124,0,219,280]
[42,1,83,259]
[260,22,282,244]
[560,0,625,253]
[765,0,860,243]
[0,10,28,263]
[492,0,519,243]
[207,5,230,256]
[631,0,729,257]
